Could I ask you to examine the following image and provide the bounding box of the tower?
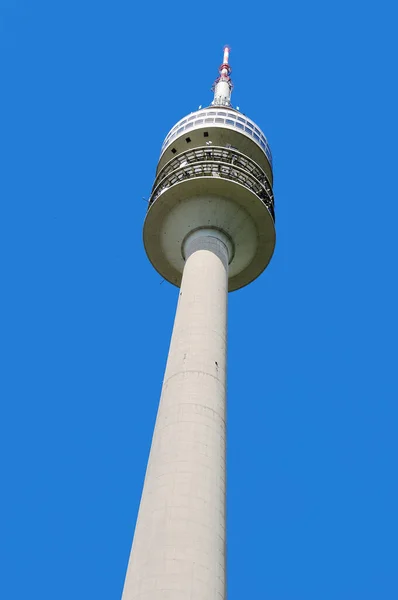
[122,47,275,600]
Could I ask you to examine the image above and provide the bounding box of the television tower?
[122,47,275,600]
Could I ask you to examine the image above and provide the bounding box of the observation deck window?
[161,112,273,167]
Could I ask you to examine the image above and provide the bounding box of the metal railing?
[149,146,275,221]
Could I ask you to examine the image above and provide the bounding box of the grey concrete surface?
[122,230,229,600]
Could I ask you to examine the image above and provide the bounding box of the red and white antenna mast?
[212,45,233,106]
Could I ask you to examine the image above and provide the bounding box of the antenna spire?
[212,45,233,107]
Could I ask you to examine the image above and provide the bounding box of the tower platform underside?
[144,175,275,292]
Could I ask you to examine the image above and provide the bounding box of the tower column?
[122,229,231,600]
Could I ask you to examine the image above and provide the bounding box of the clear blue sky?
[1,1,397,598]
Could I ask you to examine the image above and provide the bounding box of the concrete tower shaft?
[121,48,275,599]
[122,230,229,599]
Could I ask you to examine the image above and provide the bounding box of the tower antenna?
[212,45,233,106]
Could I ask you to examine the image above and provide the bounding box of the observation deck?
[157,106,273,185]
[151,145,274,220]
[160,107,272,168]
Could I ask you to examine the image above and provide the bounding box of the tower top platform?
[143,48,276,291]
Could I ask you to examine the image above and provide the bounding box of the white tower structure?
[122,47,275,600]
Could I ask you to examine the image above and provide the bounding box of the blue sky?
[1,1,397,598]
